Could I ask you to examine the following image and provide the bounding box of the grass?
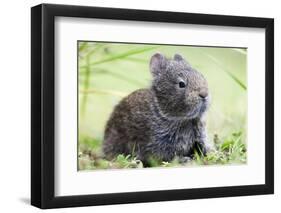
[78,131,246,170]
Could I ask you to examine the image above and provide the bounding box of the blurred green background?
[78,41,247,170]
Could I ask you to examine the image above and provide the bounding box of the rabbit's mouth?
[186,98,210,119]
[199,100,208,114]
[198,97,210,115]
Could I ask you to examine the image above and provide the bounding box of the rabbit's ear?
[150,53,167,77]
[174,54,184,61]
[174,54,191,67]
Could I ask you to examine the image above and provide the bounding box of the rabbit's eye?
[179,81,186,88]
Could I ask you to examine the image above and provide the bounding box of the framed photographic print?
[31,3,274,209]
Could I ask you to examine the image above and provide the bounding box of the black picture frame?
[31,3,274,209]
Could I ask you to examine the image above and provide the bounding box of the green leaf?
[231,48,247,55]
[80,46,159,68]
[79,68,146,87]
[79,42,88,52]
[198,50,247,90]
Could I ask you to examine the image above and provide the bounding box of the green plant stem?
[80,55,91,117]
[198,50,247,90]
[80,46,159,68]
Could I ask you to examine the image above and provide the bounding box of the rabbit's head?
[150,53,210,119]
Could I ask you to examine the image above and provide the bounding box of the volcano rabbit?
[103,53,211,165]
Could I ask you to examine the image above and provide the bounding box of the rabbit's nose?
[199,90,208,99]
